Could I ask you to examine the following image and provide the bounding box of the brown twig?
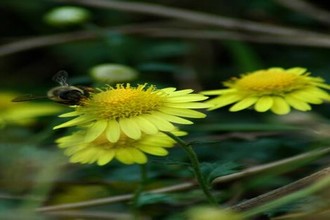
[4,26,330,57]
[212,147,330,186]
[41,210,136,220]
[36,182,195,212]
[57,0,329,37]
[231,166,330,212]
[275,0,330,26]
[35,147,330,212]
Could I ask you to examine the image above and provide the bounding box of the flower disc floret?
[202,67,330,115]
[54,84,209,142]
[56,130,186,165]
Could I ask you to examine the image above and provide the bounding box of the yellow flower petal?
[59,111,80,117]
[143,114,175,131]
[105,120,120,143]
[97,150,115,166]
[201,89,236,95]
[159,107,206,118]
[134,116,159,134]
[161,87,177,93]
[138,145,168,156]
[164,102,210,109]
[207,94,243,110]
[152,112,193,124]
[115,148,147,164]
[229,96,258,111]
[84,120,107,142]
[164,89,192,96]
[308,87,330,100]
[254,96,274,112]
[53,116,91,129]
[129,148,147,164]
[285,95,311,111]
[271,96,290,115]
[286,67,306,75]
[119,118,142,139]
[166,94,208,102]
[290,90,322,104]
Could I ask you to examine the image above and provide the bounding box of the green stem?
[164,131,217,205]
[131,164,147,218]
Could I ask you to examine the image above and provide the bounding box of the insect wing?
[12,94,48,102]
[52,70,69,86]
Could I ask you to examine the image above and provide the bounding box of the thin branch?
[41,210,135,220]
[36,147,330,212]
[0,31,95,57]
[4,26,330,57]
[275,0,330,26]
[57,0,329,37]
[212,147,330,186]
[231,166,330,212]
[36,182,195,212]
[144,27,330,47]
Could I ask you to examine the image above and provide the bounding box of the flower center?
[232,70,308,94]
[79,84,166,119]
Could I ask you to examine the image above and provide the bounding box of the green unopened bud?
[44,6,91,27]
[90,64,138,83]
[186,206,243,220]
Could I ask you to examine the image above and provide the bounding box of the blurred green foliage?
[1,0,330,219]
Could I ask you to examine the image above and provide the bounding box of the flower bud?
[186,206,243,220]
[44,6,91,27]
[90,64,138,83]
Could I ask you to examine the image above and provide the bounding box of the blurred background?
[1,0,330,219]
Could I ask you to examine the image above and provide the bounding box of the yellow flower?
[0,92,64,127]
[56,129,186,165]
[54,84,209,142]
[202,67,330,115]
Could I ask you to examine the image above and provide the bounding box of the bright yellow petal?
[164,102,210,109]
[105,120,120,143]
[134,116,159,134]
[138,145,168,156]
[53,116,92,129]
[58,111,80,117]
[201,89,235,95]
[163,89,192,96]
[115,148,147,164]
[229,96,258,111]
[206,94,243,110]
[119,118,141,139]
[84,120,107,142]
[159,107,206,118]
[115,149,132,164]
[307,87,330,100]
[285,95,311,111]
[166,94,208,102]
[97,150,115,166]
[129,148,148,164]
[290,90,322,104]
[271,97,290,115]
[254,96,274,112]
[143,114,175,131]
[161,87,177,93]
[286,67,306,75]
[152,112,193,124]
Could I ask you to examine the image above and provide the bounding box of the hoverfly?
[12,71,93,105]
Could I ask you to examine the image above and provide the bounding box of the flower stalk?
[163,131,217,205]
[131,164,148,217]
